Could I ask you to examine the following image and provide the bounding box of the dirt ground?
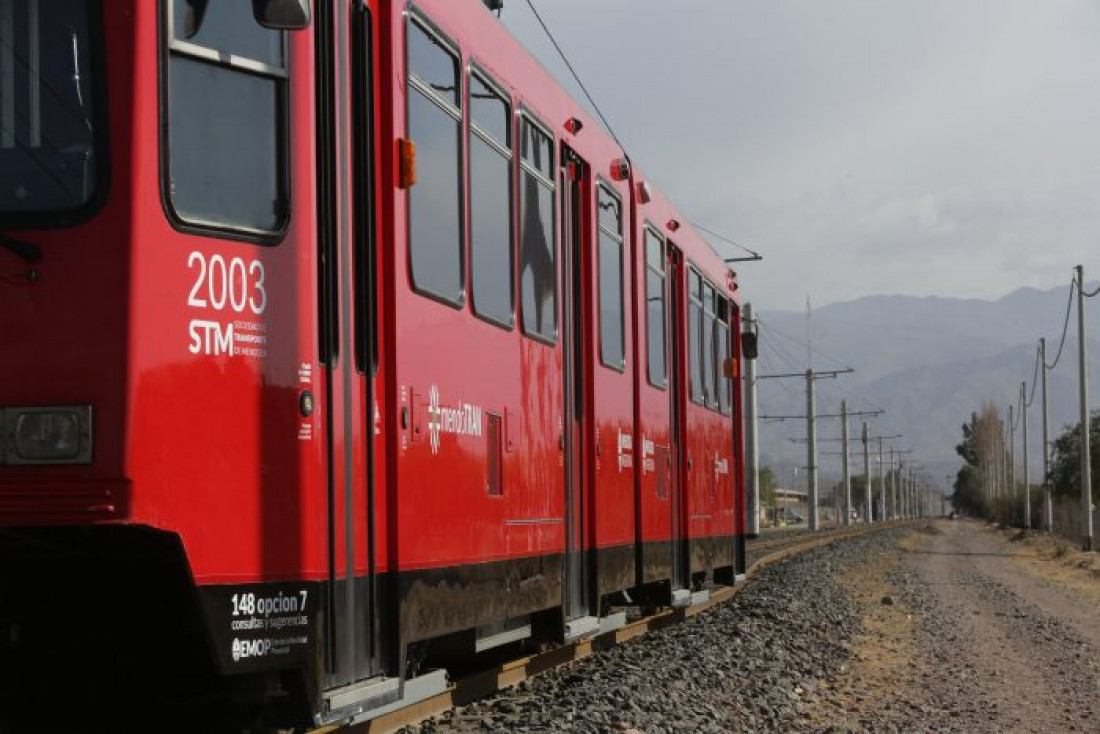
[805,519,1100,733]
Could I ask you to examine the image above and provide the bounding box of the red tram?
[0,1,749,729]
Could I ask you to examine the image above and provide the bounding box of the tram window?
[702,282,716,408]
[519,117,556,342]
[688,268,704,403]
[469,71,513,326]
[470,72,508,145]
[0,1,103,220]
[407,19,463,304]
[717,297,731,415]
[521,120,554,180]
[645,229,667,388]
[164,0,288,237]
[407,19,459,106]
[172,1,282,67]
[598,184,624,369]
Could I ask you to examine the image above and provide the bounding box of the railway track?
[313,521,914,734]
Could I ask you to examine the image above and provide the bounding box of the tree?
[1048,409,1100,502]
[952,403,1003,517]
[759,466,777,508]
[953,463,982,513]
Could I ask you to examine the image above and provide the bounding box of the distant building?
[766,486,808,525]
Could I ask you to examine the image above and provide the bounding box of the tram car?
[0,0,749,729]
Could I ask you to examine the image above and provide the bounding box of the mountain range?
[755,283,1100,493]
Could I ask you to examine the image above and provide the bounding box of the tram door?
[667,245,689,592]
[560,146,592,626]
[317,0,383,696]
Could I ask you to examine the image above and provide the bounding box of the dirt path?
[810,520,1100,732]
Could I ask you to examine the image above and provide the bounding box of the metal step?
[323,676,400,720]
[564,615,599,641]
[475,622,532,653]
[690,589,710,606]
[598,611,627,634]
[671,588,692,608]
[322,669,448,726]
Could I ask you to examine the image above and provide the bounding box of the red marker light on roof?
[610,158,630,181]
[667,219,680,232]
[564,117,583,134]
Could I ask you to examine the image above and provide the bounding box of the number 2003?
[188,252,267,315]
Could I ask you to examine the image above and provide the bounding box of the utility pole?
[1001,419,1009,517]
[898,460,906,518]
[744,304,759,537]
[907,466,913,518]
[910,466,917,517]
[862,421,872,523]
[758,368,865,532]
[806,370,819,531]
[1076,264,1093,552]
[1021,381,1030,531]
[1041,338,1052,533]
[878,437,886,521]
[841,401,851,527]
[889,449,897,519]
[1008,405,1015,505]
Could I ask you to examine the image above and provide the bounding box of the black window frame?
[688,265,704,405]
[702,280,717,409]
[517,108,557,346]
[716,295,732,416]
[644,224,667,390]
[158,0,291,244]
[0,0,111,229]
[466,62,515,331]
[405,12,465,308]
[596,179,625,372]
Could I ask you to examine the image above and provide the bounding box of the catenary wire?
[756,316,854,372]
[1044,275,1077,370]
[1024,344,1040,409]
[520,2,758,265]
[523,0,626,155]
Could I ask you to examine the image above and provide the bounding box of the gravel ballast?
[402,530,904,733]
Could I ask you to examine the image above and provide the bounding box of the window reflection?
[407,19,463,303]
[645,230,666,387]
[689,269,704,403]
[598,184,623,368]
[469,72,512,325]
[0,0,100,216]
[520,119,555,341]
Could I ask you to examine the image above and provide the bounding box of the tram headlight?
[2,406,92,465]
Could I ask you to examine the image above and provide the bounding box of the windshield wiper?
[0,234,42,264]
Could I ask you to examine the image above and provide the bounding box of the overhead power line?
[523,0,626,154]
[522,2,764,266]
[1045,275,1076,370]
[757,317,854,373]
[1025,344,1040,409]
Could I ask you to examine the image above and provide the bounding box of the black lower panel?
[689,534,736,576]
[399,552,564,644]
[593,543,635,599]
[640,540,673,585]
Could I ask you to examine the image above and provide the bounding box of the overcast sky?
[501,0,1100,311]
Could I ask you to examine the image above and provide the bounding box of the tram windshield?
[0,0,100,218]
